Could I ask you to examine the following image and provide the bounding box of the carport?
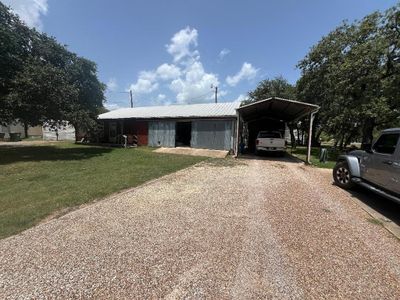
[235,97,320,163]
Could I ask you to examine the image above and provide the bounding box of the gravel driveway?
[1,156,400,299]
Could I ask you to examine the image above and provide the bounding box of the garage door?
[191,120,234,150]
[148,121,175,147]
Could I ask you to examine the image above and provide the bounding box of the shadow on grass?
[0,145,113,165]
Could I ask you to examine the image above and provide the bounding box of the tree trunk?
[343,133,353,149]
[333,139,339,148]
[23,122,28,139]
[74,124,79,142]
[361,118,375,149]
[311,125,321,147]
[296,125,301,145]
[338,135,344,150]
[287,123,296,148]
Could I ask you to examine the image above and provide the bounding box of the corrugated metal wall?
[148,121,175,147]
[191,120,234,150]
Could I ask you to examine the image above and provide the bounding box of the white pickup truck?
[255,131,286,155]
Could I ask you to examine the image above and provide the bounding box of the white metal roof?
[98,102,240,120]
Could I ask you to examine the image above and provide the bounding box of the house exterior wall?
[121,119,148,146]
[191,119,235,151]
[0,123,25,139]
[136,121,148,146]
[102,117,237,151]
[148,121,175,147]
[42,123,75,141]
[27,126,43,136]
[0,123,42,139]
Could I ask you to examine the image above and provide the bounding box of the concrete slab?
[154,147,228,158]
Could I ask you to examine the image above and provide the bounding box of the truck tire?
[333,161,355,189]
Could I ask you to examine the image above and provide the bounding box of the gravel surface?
[154,147,228,158]
[1,156,400,299]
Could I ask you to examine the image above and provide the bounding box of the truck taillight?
[256,139,259,145]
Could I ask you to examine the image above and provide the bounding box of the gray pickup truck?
[333,128,400,203]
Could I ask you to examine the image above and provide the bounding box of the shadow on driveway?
[336,184,400,226]
[238,152,300,164]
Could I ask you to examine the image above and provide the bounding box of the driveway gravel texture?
[1,156,400,299]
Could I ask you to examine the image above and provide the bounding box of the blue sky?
[4,0,398,109]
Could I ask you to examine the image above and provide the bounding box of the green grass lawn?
[0,142,206,239]
[289,146,342,169]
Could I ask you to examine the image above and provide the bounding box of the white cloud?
[104,103,121,111]
[106,78,118,91]
[129,70,158,94]
[157,94,166,100]
[170,61,219,104]
[234,94,248,102]
[154,93,173,106]
[218,48,230,60]
[166,27,199,63]
[3,0,48,30]
[226,62,259,87]
[130,27,264,105]
[156,63,181,80]
[129,27,220,104]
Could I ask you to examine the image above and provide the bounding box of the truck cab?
[333,128,400,203]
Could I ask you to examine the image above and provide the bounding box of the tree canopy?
[0,2,105,134]
[243,76,296,105]
[297,4,400,147]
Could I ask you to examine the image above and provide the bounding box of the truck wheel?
[333,161,354,189]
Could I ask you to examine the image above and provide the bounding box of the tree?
[0,3,105,138]
[0,2,34,123]
[244,76,299,146]
[244,76,296,105]
[297,5,400,149]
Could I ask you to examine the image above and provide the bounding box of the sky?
[3,0,399,110]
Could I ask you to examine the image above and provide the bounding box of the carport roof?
[237,97,319,122]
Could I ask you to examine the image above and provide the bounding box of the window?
[372,134,399,155]
[258,131,282,138]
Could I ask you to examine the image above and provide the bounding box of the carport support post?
[306,111,316,164]
[235,112,240,156]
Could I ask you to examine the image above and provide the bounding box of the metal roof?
[98,102,240,120]
[237,97,320,122]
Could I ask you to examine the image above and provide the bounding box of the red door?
[136,121,148,146]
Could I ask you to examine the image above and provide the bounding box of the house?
[0,122,42,140]
[98,102,239,151]
[98,97,320,160]
[0,121,77,141]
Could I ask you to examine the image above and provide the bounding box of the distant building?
[0,121,76,141]
[42,122,76,141]
[0,122,42,140]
